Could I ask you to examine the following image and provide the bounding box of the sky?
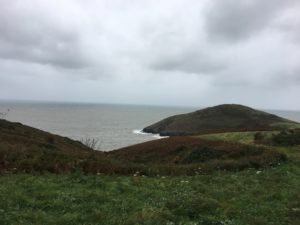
[0,0,300,110]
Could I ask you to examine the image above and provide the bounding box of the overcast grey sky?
[0,0,299,110]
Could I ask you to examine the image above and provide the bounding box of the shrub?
[272,129,300,146]
[254,132,264,141]
[81,138,101,150]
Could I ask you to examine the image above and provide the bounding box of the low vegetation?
[0,155,299,225]
[0,119,118,174]
[0,119,286,176]
[272,129,300,146]
[1,115,300,224]
[110,137,286,175]
[201,129,300,147]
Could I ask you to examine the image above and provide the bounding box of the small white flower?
[256,170,262,174]
[180,180,189,183]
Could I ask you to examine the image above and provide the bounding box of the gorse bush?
[272,129,300,146]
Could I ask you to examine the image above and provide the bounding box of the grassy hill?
[109,136,286,175]
[0,118,289,176]
[0,116,300,224]
[0,119,128,174]
[1,130,299,225]
[143,104,299,136]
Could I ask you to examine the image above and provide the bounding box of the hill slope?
[109,136,286,174]
[0,119,124,174]
[143,104,298,136]
[0,118,287,175]
[0,119,91,153]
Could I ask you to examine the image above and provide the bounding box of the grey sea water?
[1,101,300,151]
[0,101,196,151]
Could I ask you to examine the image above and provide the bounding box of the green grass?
[0,156,299,225]
[1,120,300,224]
[198,131,277,145]
[1,130,299,225]
[199,131,300,161]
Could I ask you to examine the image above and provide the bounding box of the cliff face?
[143,104,298,136]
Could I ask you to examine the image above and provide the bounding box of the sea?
[1,101,300,151]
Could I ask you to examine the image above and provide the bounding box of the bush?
[272,129,300,146]
[80,138,101,150]
[254,132,264,141]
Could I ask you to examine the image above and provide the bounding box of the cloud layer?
[0,0,299,110]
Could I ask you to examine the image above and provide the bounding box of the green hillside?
[110,136,286,175]
[143,104,299,136]
[0,118,289,176]
[1,130,300,225]
[0,116,300,224]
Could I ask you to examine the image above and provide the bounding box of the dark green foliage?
[182,146,217,163]
[254,132,264,141]
[272,129,300,146]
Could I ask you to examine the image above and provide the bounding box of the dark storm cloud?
[0,0,299,110]
[0,37,87,69]
[0,2,89,69]
[204,0,296,42]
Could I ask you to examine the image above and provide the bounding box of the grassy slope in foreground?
[143,104,299,136]
[0,118,299,224]
[0,131,299,225]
